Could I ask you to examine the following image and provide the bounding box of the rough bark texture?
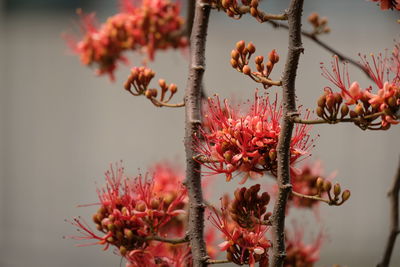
[270,1,304,267]
[377,157,400,267]
[184,1,211,266]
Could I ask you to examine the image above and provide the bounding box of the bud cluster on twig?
[207,0,288,22]
[307,12,330,36]
[292,176,351,206]
[230,40,282,89]
[124,67,184,108]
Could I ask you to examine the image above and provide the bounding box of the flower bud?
[268,49,279,63]
[247,42,256,54]
[255,56,264,64]
[236,40,245,52]
[342,190,351,202]
[334,93,342,104]
[243,65,251,75]
[251,0,259,7]
[333,183,341,197]
[308,12,319,26]
[135,201,146,212]
[354,103,364,115]
[124,80,131,91]
[250,7,258,17]
[323,180,332,192]
[158,79,166,89]
[230,58,238,69]
[341,104,349,118]
[316,106,324,118]
[269,149,277,161]
[231,49,240,60]
[151,199,160,209]
[169,83,177,94]
[119,246,127,256]
[316,177,324,190]
[317,95,326,107]
[222,0,231,8]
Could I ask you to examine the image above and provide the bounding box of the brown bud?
[326,95,335,110]
[316,106,324,118]
[354,103,364,115]
[341,104,349,118]
[230,58,238,69]
[349,110,358,118]
[268,49,279,63]
[323,180,332,192]
[342,190,351,202]
[334,93,342,104]
[231,49,240,60]
[269,149,277,161]
[243,65,251,75]
[250,7,258,17]
[124,80,131,91]
[247,42,256,54]
[317,95,326,107]
[92,213,101,224]
[333,183,341,197]
[124,229,134,240]
[107,223,116,232]
[221,0,231,9]
[135,201,146,212]
[255,56,264,64]
[130,68,138,80]
[119,246,127,256]
[320,17,328,26]
[308,12,319,25]
[316,177,324,190]
[158,79,166,89]
[169,83,177,94]
[236,40,246,52]
[257,63,265,73]
[388,96,397,108]
[106,236,114,243]
[251,0,259,8]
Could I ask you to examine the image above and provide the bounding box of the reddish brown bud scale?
[231,49,240,60]
[247,42,256,54]
[169,83,177,94]
[243,65,251,75]
[231,58,238,69]
[236,40,246,52]
[342,190,351,202]
[341,104,349,117]
[316,106,324,118]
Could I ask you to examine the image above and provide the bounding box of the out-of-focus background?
[1,0,399,266]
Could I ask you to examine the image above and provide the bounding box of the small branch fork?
[270,0,304,266]
[184,1,211,266]
[377,157,400,267]
[267,20,371,78]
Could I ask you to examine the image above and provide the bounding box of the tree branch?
[185,0,196,38]
[184,1,211,266]
[270,1,304,267]
[144,235,189,244]
[268,21,370,78]
[377,157,400,267]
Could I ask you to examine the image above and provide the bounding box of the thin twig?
[268,21,371,78]
[270,1,304,267]
[292,111,386,125]
[145,235,189,244]
[184,1,211,266]
[150,98,185,108]
[377,157,400,267]
[206,259,231,264]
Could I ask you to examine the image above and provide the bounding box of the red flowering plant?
[65,1,400,267]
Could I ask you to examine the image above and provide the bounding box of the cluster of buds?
[67,163,189,266]
[195,92,313,183]
[209,184,271,267]
[124,67,182,107]
[371,0,400,10]
[208,0,287,22]
[301,176,351,206]
[230,40,281,88]
[290,162,330,209]
[307,12,330,35]
[284,228,323,267]
[65,0,188,80]
[319,53,400,130]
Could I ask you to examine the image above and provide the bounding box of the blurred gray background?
[1,0,399,266]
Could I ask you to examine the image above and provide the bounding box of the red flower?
[196,91,313,183]
[284,227,324,267]
[67,162,188,265]
[65,0,188,80]
[209,204,270,267]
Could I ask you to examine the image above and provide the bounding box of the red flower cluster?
[321,44,400,128]
[284,228,323,267]
[196,92,313,183]
[209,185,271,267]
[67,162,189,266]
[66,0,188,80]
[371,0,400,10]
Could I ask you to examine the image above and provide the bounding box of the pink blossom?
[196,91,313,183]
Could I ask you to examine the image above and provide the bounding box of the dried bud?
[342,190,351,202]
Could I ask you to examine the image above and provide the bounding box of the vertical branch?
[270,0,304,267]
[377,157,400,267]
[184,1,211,266]
[186,0,196,38]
